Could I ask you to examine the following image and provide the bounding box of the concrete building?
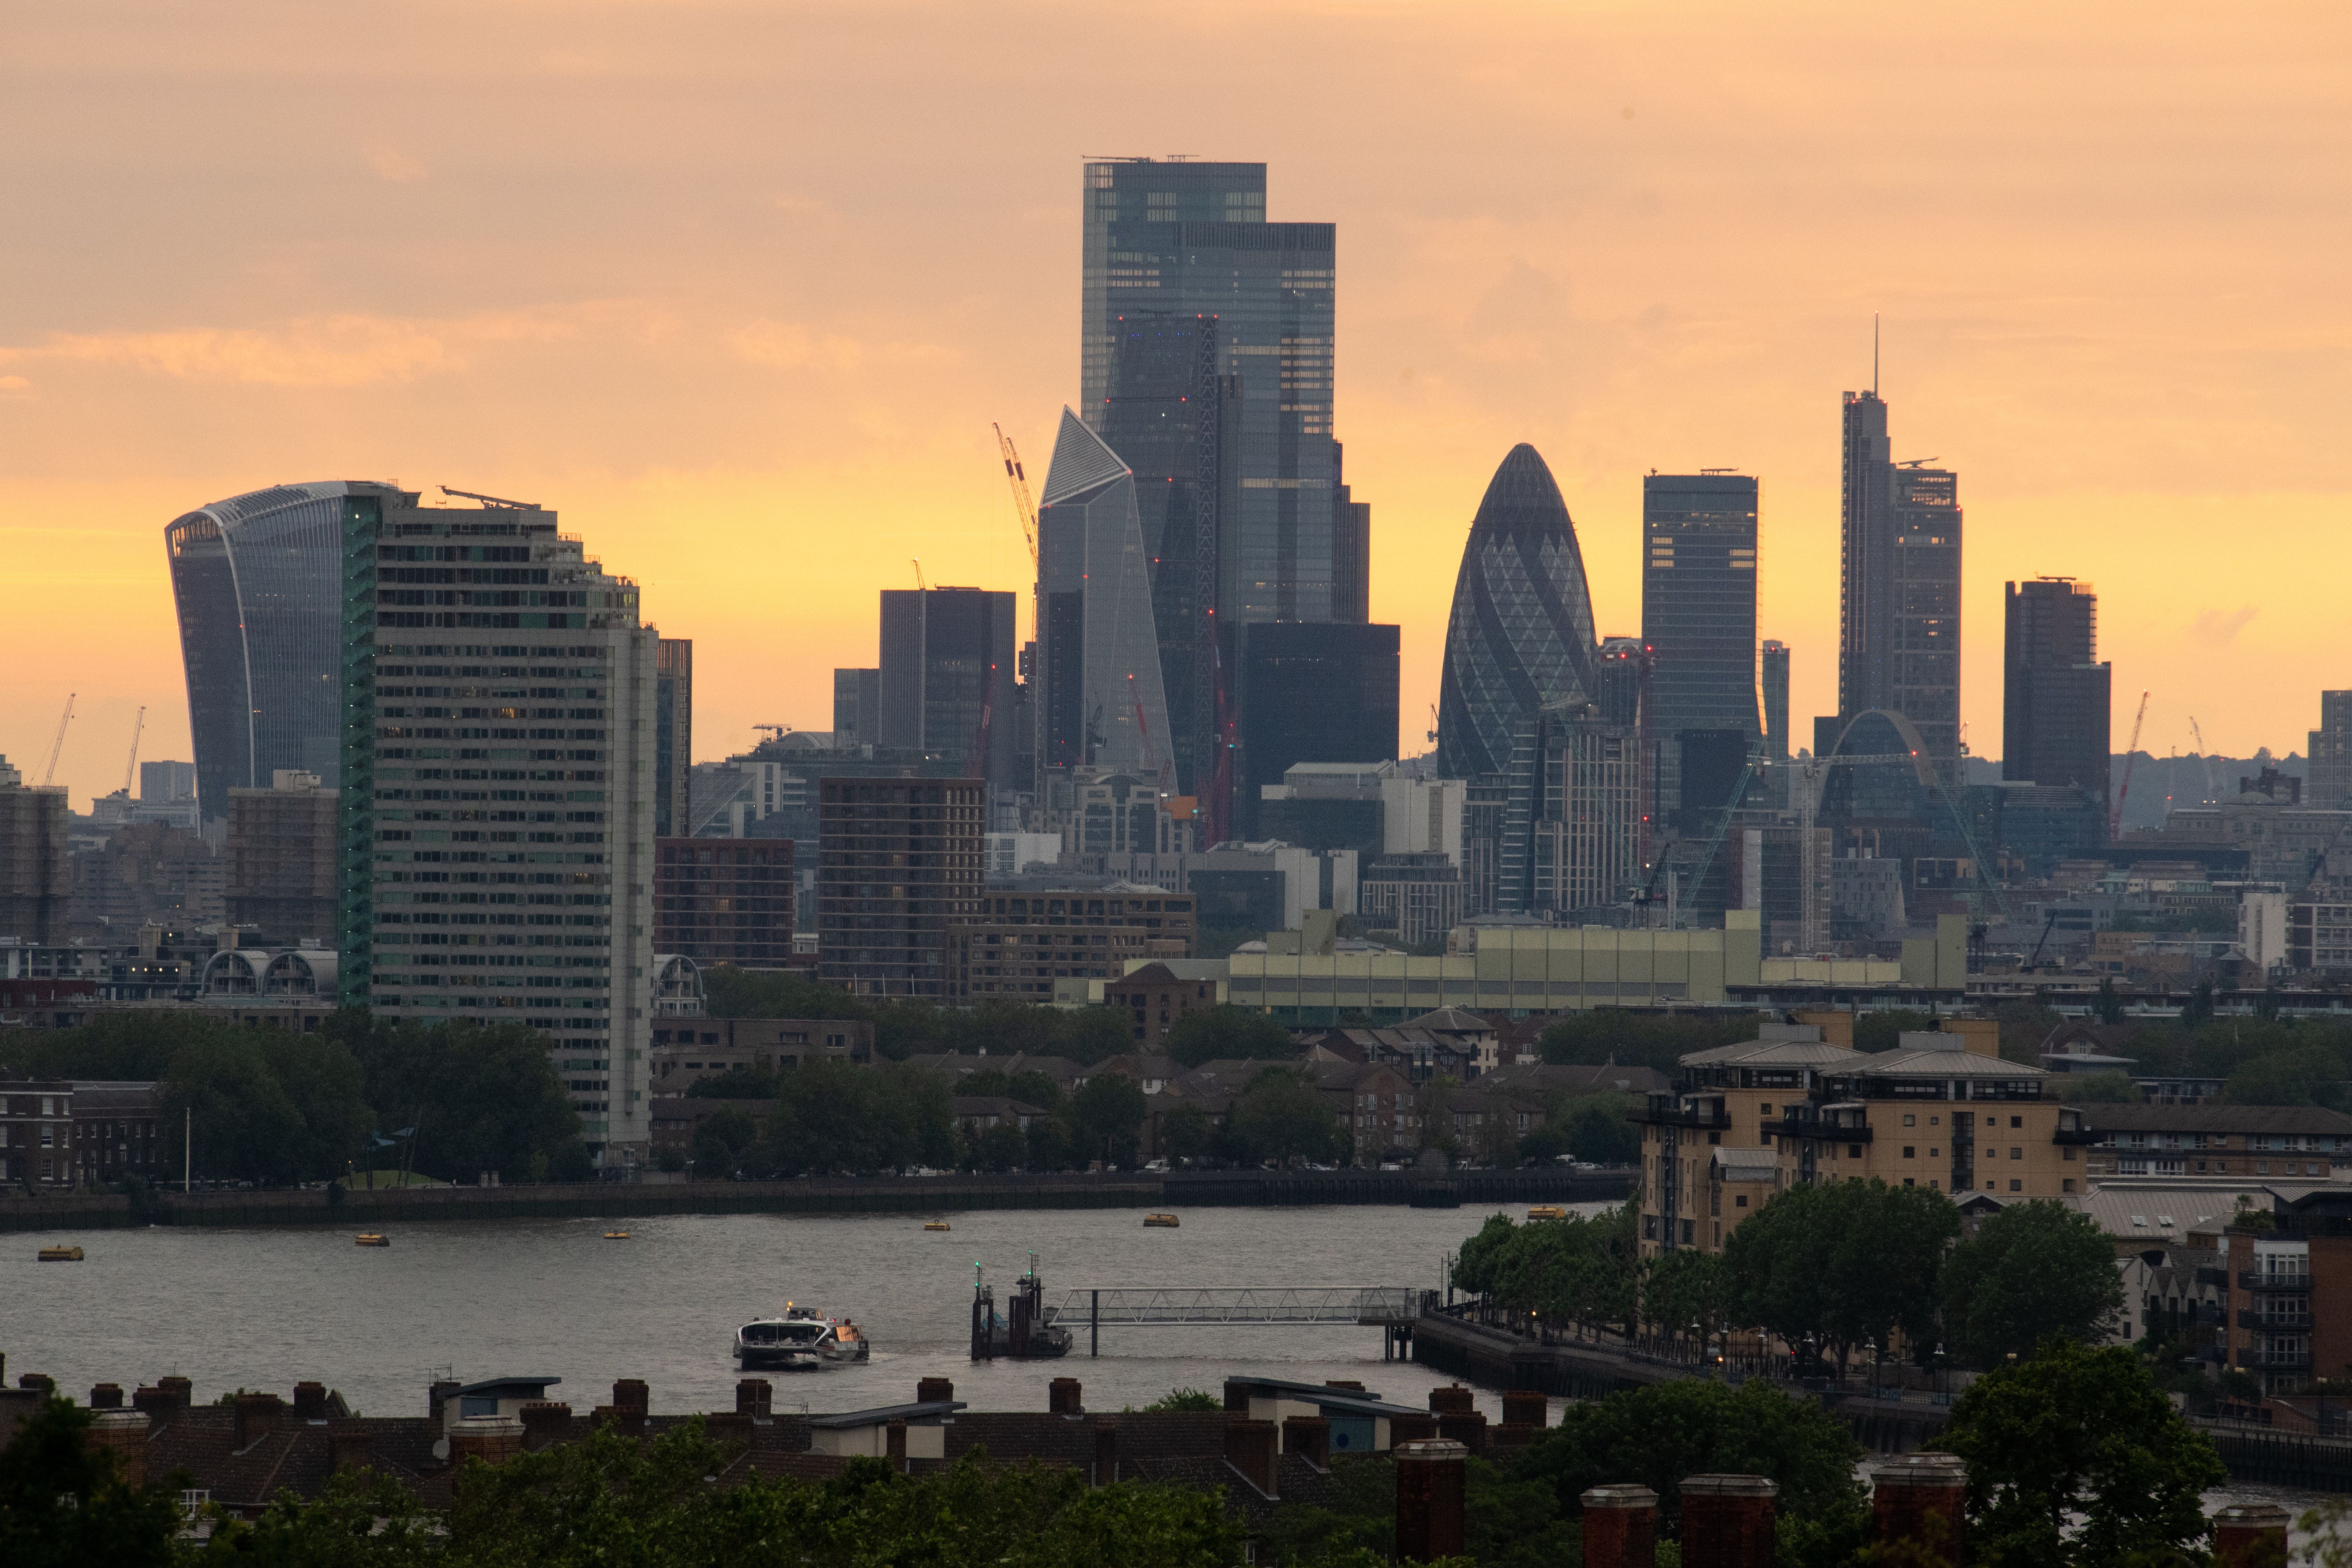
[944,879,1193,1003]
[2082,1103,2352,1180]
[225,771,339,941]
[1358,854,1465,948]
[337,487,657,1164]
[653,837,793,968]
[816,776,984,998]
[1382,776,1465,866]
[832,669,881,749]
[654,637,692,839]
[0,758,70,945]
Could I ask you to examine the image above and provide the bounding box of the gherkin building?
[1436,444,1599,779]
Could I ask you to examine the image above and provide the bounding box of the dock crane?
[42,694,75,787]
[2111,689,2151,838]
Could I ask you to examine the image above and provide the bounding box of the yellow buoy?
[1527,1205,1566,1221]
[1143,1213,1180,1228]
[354,1233,390,1247]
[923,1221,951,1232]
[37,1245,85,1261]
[604,1230,632,1240]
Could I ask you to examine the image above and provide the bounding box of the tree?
[1513,1379,1864,1532]
[1643,1247,1732,1348]
[1220,1067,1345,1166]
[1722,1179,1955,1372]
[1166,1006,1296,1069]
[1853,1009,1939,1054]
[1550,1093,1640,1164]
[758,1059,955,1176]
[0,1396,187,1568]
[1940,1200,2124,1369]
[1539,1012,1758,1075]
[1937,1337,2225,1568]
[2094,976,2126,1025]
[692,1105,762,1177]
[1070,1071,1149,1167]
[1156,1104,1214,1165]
[2062,1070,2141,1104]
[2225,1043,2349,1108]
[1024,1114,1077,1171]
[2180,978,2217,1029]
[972,1122,1026,1173]
[689,1065,780,1100]
[345,1017,590,1183]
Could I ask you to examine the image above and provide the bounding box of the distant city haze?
[2,2,2345,799]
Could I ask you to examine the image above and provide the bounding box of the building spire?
[1873,312,1880,396]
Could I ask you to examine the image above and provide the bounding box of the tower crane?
[2187,716,2224,805]
[42,694,75,787]
[1426,704,1439,745]
[911,559,928,591]
[992,423,1040,572]
[2110,689,2151,838]
[121,705,146,794]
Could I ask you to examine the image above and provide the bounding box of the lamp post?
[1933,1343,1949,1405]
[1865,1339,1880,1400]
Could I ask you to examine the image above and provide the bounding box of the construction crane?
[911,559,928,591]
[1127,673,1173,797]
[1425,704,1439,745]
[752,724,791,743]
[2187,716,2224,805]
[42,694,75,787]
[2111,689,2151,838]
[121,705,146,794]
[992,424,1040,572]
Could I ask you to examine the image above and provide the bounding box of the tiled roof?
[2085,1104,2352,1135]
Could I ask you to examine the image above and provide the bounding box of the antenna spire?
[1873,313,1880,395]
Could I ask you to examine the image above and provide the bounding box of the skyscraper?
[1835,390,1962,781]
[2308,693,2352,811]
[832,669,880,748]
[654,637,692,839]
[1641,472,1761,745]
[337,487,656,1164]
[1436,445,1599,780]
[1230,621,1399,839]
[878,587,1019,790]
[2003,579,2111,809]
[1080,158,1352,626]
[1760,641,1790,761]
[816,776,983,998]
[1034,408,1174,784]
[166,481,400,821]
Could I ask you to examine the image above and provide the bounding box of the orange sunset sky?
[4,2,2347,809]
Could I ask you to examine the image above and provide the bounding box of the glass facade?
[1080,159,1346,625]
[1435,445,1598,780]
[1641,472,1760,744]
[1838,392,1962,784]
[166,481,401,822]
[1229,621,1400,839]
[2003,579,2109,803]
[654,637,692,838]
[876,588,1019,790]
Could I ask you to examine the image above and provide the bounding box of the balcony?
[2195,1266,2230,1289]
[2195,1303,2226,1327]
[2240,1309,2315,1331]
[1636,1098,1733,1131]
[2247,1351,2312,1370]
[2239,1271,2313,1292]
[2052,1126,2101,1145]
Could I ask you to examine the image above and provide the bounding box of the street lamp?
[1933,1343,1949,1405]
[1866,1339,1880,1399]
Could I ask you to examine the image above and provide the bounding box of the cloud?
[2191,606,2258,644]
[729,320,953,374]
[0,374,27,394]
[368,146,429,183]
[0,308,607,389]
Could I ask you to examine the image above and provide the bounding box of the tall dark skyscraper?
[1640,471,1761,748]
[1836,389,1962,781]
[654,637,692,838]
[1230,621,1399,838]
[2003,578,2110,805]
[1436,445,1598,780]
[1760,640,1790,761]
[877,587,1019,790]
[1081,158,1357,627]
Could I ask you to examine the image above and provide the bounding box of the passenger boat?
[1526,1205,1566,1221]
[1143,1212,1180,1228]
[37,1245,84,1261]
[923,1221,951,1232]
[604,1231,631,1240]
[734,1304,872,1370]
[355,1233,390,1247]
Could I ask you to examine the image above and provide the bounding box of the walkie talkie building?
[165,481,406,823]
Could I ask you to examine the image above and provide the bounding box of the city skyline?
[5,4,2349,801]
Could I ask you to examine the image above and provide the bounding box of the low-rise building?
[945,881,1194,1003]
[648,1018,875,1093]
[2082,1103,2352,1180]
[655,837,794,968]
[1101,961,1222,1044]
[2219,1186,2352,1395]
[0,1078,161,1188]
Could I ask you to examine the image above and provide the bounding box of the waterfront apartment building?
[944,879,1195,1002]
[653,837,793,968]
[2081,1104,2352,1180]
[336,488,657,1163]
[0,757,69,944]
[2219,1209,2352,1396]
[225,771,339,941]
[815,776,984,997]
[654,637,692,838]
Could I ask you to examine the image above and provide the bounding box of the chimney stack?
[886,1418,909,1471]
[1093,1418,1118,1487]
[1388,1411,1438,1445]
[1581,1484,1659,1568]
[1282,1415,1331,1469]
[1870,1453,1966,1568]
[1680,1474,1779,1568]
[132,1387,177,1421]
[292,1382,329,1421]
[17,1372,56,1398]
[612,1379,650,1414]
[1224,1417,1280,1497]
[1436,1410,1488,1458]
[87,1410,150,1489]
[449,1415,525,1467]
[2214,1504,2292,1568]
[330,1418,375,1473]
[736,1379,773,1416]
[1428,1383,1475,1415]
[428,1379,462,1426]
[916,1377,955,1405]
[88,1382,125,1409]
[1502,1390,1547,1428]
[157,1377,192,1413]
[1049,1377,1084,1415]
[1395,1439,1470,1561]
[233,1393,284,1452]
[519,1402,572,1452]
[1222,1379,1252,1413]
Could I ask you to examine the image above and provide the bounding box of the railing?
[2247,1351,2313,1370]
[2239,1271,2311,1292]
[1049,1286,1425,1328]
[2240,1309,2314,1331]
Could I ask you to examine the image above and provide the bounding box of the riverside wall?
[0,1165,1632,1234]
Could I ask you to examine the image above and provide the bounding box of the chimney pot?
[88,1382,125,1409]
[1395,1439,1470,1561]
[1224,1416,1280,1498]
[1049,1377,1083,1415]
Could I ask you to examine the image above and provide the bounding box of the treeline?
[4,1333,2246,1568]
[681,1059,1348,1177]
[0,1011,592,1188]
[1456,1183,2126,1371]
[702,969,1135,1064]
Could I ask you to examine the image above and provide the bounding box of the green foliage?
[1070,1071,1150,1167]
[198,1466,442,1566]
[1218,1067,1346,1165]
[1539,1012,1762,1075]
[2225,1043,2350,1108]
[1937,1337,2225,1568]
[1166,1006,1298,1069]
[971,1122,1026,1173]
[1642,1247,1733,1344]
[1940,1200,2125,1369]
[2180,978,2217,1029]
[1513,1378,1864,1533]
[959,1067,1066,1111]
[1139,1387,1223,1412]
[687,1065,779,1100]
[1025,1112,1077,1172]
[1454,1205,1638,1331]
[0,1397,187,1568]
[1157,1104,1215,1164]
[756,1059,956,1176]
[1851,1010,1937,1054]
[2060,1070,2141,1103]
[1721,1179,1959,1367]
[1536,1093,1640,1165]
[2094,976,2126,1025]
[690,1104,762,1176]
[343,1017,591,1184]
[702,967,1134,1065]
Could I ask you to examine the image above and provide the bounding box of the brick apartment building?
[655,837,794,967]
[945,882,1194,1002]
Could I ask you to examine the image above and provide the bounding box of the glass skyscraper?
[2003,578,2109,805]
[1836,390,1962,782]
[1640,472,1761,746]
[165,480,402,822]
[877,587,1019,790]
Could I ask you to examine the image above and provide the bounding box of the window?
[2009,1179,2022,1191]
[1903,1114,1917,1128]
[1903,1146,1916,1159]
[2010,1147,2022,1160]
[1848,1143,1863,1158]
[1904,1178,1915,1188]
[1760,1103,1773,1115]
[2011,1116,2023,1129]
[1735,1194,1749,1208]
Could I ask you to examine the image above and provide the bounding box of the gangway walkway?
[1047,1286,1431,1357]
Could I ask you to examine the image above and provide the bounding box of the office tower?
[225,770,339,939]
[2308,693,2352,810]
[654,638,692,839]
[1436,445,1598,779]
[832,669,881,748]
[1231,621,1399,839]
[166,481,400,820]
[654,837,792,966]
[1080,158,1351,627]
[1332,441,1371,623]
[1034,409,1174,783]
[1760,641,1790,761]
[816,776,983,997]
[337,488,656,1162]
[1094,310,1232,796]
[1531,709,1642,916]
[877,587,1019,788]
[0,757,68,943]
[140,760,198,806]
[2003,578,2112,810]
[1836,390,1963,781]
[1641,472,1761,745]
